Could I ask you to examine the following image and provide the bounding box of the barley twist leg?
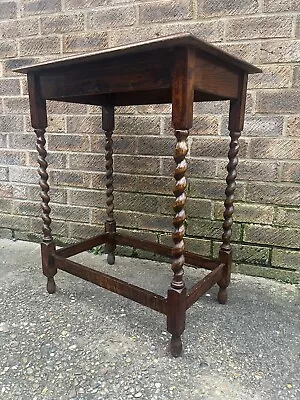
[218,131,241,304]
[35,128,56,294]
[167,129,188,357]
[102,104,116,265]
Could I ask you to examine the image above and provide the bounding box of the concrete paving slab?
[0,238,299,400]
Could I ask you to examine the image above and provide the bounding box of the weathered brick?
[158,195,212,219]
[67,116,102,133]
[48,134,90,152]
[64,0,109,10]
[0,1,17,20]
[8,133,36,150]
[191,137,248,158]
[0,41,17,58]
[115,191,159,214]
[31,219,68,238]
[23,0,62,15]
[193,100,228,115]
[26,184,67,204]
[296,15,300,38]
[68,188,105,207]
[263,0,295,12]
[244,224,300,249]
[68,222,104,240]
[160,234,211,257]
[0,198,13,213]
[13,200,39,217]
[246,182,300,206]
[275,207,300,228]
[0,166,8,181]
[3,57,39,76]
[4,97,29,114]
[272,248,300,271]
[189,178,245,201]
[260,40,300,63]
[0,116,23,133]
[139,0,193,24]
[293,66,300,88]
[63,33,108,53]
[109,20,224,47]
[114,155,160,175]
[9,166,38,184]
[256,90,300,114]
[248,138,300,160]
[12,183,29,199]
[101,173,172,195]
[28,151,67,170]
[285,116,300,137]
[0,79,20,96]
[87,6,136,30]
[47,101,86,114]
[163,115,219,136]
[91,136,136,155]
[115,116,160,135]
[162,157,216,178]
[0,213,31,231]
[137,104,171,115]
[226,16,293,40]
[41,13,84,34]
[188,218,241,241]
[248,65,292,89]
[0,18,39,38]
[0,150,26,166]
[198,0,258,17]
[222,115,284,137]
[217,159,279,182]
[20,36,61,56]
[50,170,91,187]
[0,133,8,148]
[217,42,260,65]
[0,228,13,239]
[214,201,275,224]
[0,182,13,197]
[212,241,270,266]
[27,185,67,204]
[137,136,173,156]
[51,203,90,223]
[68,153,105,172]
[281,162,300,183]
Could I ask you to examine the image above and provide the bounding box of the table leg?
[218,130,241,304]
[35,127,57,294]
[218,74,247,304]
[28,74,56,294]
[102,104,116,265]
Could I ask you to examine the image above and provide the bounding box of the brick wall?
[0,0,299,282]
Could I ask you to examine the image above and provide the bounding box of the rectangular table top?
[14,33,261,75]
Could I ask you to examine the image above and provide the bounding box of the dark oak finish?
[16,34,261,357]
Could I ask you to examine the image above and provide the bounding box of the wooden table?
[15,34,261,357]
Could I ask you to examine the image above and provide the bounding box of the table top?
[14,33,261,75]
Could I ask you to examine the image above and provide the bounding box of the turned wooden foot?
[107,252,115,265]
[217,287,228,304]
[170,335,183,357]
[47,277,56,294]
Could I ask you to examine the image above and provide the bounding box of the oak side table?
[15,34,261,357]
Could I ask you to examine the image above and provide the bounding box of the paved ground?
[0,238,299,400]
